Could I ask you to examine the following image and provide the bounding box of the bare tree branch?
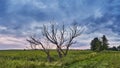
[27,35,53,62]
[27,21,84,59]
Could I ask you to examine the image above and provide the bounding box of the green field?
[0,50,120,68]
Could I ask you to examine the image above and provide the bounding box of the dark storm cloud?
[0,0,120,49]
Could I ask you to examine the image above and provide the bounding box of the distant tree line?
[108,45,120,51]
[90,35,120,52]
[90,35,109,52]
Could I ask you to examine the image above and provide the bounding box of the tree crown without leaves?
[27,22,84,61]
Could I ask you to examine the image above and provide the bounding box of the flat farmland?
[0,50,120,68]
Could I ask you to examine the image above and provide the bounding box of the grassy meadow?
[0,50,120,68]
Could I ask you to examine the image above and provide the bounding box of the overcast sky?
[0,0,120,50]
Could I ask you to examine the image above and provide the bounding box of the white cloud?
[7,0,47,13]
[0,26,7,30]
[33,1,47,9]
[0,35,28,49]
[70,45,90,50]
[107,20,114,25]
[94,8,103,18]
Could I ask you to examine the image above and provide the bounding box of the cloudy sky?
[0,0,120,50]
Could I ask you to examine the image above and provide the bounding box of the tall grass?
[0,50,120,68]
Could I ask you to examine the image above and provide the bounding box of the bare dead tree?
[42,23,66,58]
[27,36,52,62]
[27,21,83,60]
[42,22,84,58]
